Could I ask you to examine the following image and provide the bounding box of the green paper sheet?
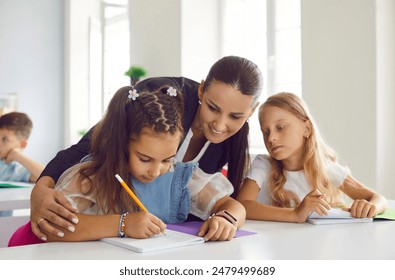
[374,209,395,220]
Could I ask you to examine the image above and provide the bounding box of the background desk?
[0,186,32,247]
[1,219,394,260]
[0,187,32,211]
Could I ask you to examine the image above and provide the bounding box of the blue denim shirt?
[0,160,31,182]
[131,162,196,224]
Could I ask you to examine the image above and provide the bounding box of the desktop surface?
[1,219,394,260]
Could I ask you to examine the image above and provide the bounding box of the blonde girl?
[237,92,387,223]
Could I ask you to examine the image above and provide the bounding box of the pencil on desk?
[115,174,165,236]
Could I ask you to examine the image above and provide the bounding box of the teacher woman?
[30,55,263,240]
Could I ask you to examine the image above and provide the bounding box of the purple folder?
[167,221,256,238]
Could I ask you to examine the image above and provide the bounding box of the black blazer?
[41,77,229,182]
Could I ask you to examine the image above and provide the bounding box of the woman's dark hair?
[204,56,263,196]
[77,85,184,214]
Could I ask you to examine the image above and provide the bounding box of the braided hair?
[77,85,184,214]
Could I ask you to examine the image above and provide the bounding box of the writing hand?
[124,212,166,239]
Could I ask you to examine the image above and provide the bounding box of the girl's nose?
[269,133,277,143]
[148,165,161,179]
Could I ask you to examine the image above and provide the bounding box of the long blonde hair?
[260,92,342,207]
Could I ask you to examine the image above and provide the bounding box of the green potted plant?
[124,65,147,86]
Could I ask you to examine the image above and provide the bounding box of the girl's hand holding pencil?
[124,212,166,239]
[115,174,166,238]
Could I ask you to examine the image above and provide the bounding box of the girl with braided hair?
[30,55,260,241]
[9,85,245,246]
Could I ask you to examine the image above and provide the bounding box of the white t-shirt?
[246,154,350,205]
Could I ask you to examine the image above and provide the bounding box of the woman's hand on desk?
[30,176,78,241]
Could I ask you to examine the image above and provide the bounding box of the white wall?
[376,0,395,198]
[1,0,393,198]
[128,0,395,198]
[0,0,64,164]
[128,0,220,81]
[64,0,101,147]
[0,0,102,162]
[301,0,395,198]
[181,0,220,82]
[129,0,182,77]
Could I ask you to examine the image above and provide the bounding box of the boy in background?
[0,112,44,183]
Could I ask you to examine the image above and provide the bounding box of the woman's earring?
[198,100,202,105]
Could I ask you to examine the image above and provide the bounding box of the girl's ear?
[198,80,205,101]
[304,120,312,139]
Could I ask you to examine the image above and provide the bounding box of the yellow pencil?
[115,174,148,212]
[115,174,166,236]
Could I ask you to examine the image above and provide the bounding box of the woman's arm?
[30,130,93,240]
[237,179,330,223]
[339,175,387,218]
[30,176,79,241]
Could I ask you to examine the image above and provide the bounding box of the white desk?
[0,186,32,247]
[1,219,394,260]
[0,187,32,211]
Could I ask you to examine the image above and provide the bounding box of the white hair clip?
[167,87,177,97]
[128,89,139,101]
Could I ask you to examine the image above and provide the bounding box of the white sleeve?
[188,167,234,220]
[328,161,351,188]
[55,163,96,214]
[245,154,271,190]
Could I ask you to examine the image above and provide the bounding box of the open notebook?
[307,208,373,225]
[101,229,205,253]
[101,221,256,253]
[308,208,395,225]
